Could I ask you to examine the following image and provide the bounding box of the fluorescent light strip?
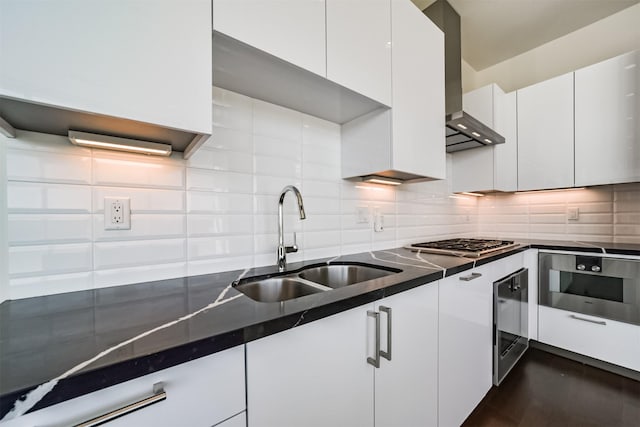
[68,131,172,156]
[361,175,403,186]
[515,187,586,195]
[460,192,485,197]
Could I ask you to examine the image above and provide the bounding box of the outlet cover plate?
[104,197,131,230]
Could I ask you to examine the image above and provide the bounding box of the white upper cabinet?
[517,72,574,191]
[213,0,326,77]
[575,50,640,186]
[0,0,212,135]
[452,84,518,193]
[342,0,445,181]
[326,0,392,106]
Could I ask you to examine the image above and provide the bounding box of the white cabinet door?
[517,72,574,191]
[2,346,246,427]
[246,306,374,427]
[213,0,326,77]
[494,91,518,192]
[374,283,438,427]
[391,0,446,180]
[216,411,247,427]
[575,50,640,186]
[439,264,494,427]
[539,306,640,372]
[0,0,212,134]
[326,0,392,106]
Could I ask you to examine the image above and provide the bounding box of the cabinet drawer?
[2,346,246,427]
[538,306,640,371]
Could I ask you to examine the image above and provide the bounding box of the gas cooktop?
[405,238,518,258]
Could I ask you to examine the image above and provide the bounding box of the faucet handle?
[286,232,299,254]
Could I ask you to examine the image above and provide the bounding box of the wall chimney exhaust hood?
[424,0,505,153]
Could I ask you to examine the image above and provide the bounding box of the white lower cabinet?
[437,252,524,427]
[246,283,438,427]
[538,306,640,372]
[438,264,494,427]
[2,345,246,427]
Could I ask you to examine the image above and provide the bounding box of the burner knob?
[577,264,586,271]
[591,265,601,273]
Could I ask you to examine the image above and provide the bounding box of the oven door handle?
[569,314,607,326]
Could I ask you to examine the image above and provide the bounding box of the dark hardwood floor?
[462,348,640,427]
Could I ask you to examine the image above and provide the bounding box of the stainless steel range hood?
[424,0,505,153]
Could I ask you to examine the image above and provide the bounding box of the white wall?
[465,3,640,92]
[0,137,8,303]
[2,87,478,300]
[478,185,640,243]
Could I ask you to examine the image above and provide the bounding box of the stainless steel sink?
[234,263,401,302]
[299,264,396,288]
[234,277,326,303]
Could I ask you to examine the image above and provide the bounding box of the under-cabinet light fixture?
[361,175,403,186]
[68,131,172,156]
[460,192,485,197]
[515,187,586,195]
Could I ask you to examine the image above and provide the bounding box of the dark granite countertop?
[1,240,638,418]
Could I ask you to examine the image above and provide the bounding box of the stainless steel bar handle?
[367,310,381,368]
[74,382,166,427]
[569,314,607,326]
[379,306,392,361]
[459,272,482,282]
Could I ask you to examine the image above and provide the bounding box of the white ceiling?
[413,0,640,70]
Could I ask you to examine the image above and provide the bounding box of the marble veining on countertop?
[1,240,638,419]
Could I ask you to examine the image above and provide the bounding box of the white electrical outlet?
[357,207,370,224]
[104,197,131,230]
[567,207,579,221]
[374,209,384,232]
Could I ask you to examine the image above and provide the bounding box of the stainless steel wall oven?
[539,252,640,325]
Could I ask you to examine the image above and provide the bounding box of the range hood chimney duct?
[424,0,505,152]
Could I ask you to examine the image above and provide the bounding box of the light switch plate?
[104,197,131,230]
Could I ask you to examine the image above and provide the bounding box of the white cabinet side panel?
[494,91,518,192]
[391,0,445,179]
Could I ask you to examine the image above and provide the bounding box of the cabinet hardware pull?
[569,314,606,326]
[74,382,166,427]
[379,306,392,361]
[459,272,482,281]
[367,311,381,368]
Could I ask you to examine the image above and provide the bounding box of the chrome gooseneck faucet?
[277,185,306,271]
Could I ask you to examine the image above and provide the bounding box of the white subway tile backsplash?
[94,239,186,269]
[186,169,253,193]
[187,214,253,237]
[8,130,91,155]
[205,126,253,152]
[9,243,92,277]
[8,149,91,184]
[8,182,91,213]
[302,115,341,147]
[93,262,187,288]
[253,175,302,196]
[253,100,302,141]
[188,256,254,277]
[92,154,184,189]
[187,191,253,214]
[187,147,253,173]
[188,235,253,260]
[10,272,93,299]
[254,135,302,161]
[94,214,186,241]
[212,87,253,131]
[254,153,302,179]
[9,214,92,245]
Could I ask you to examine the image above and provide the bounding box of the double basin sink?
[234,263,401,303]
